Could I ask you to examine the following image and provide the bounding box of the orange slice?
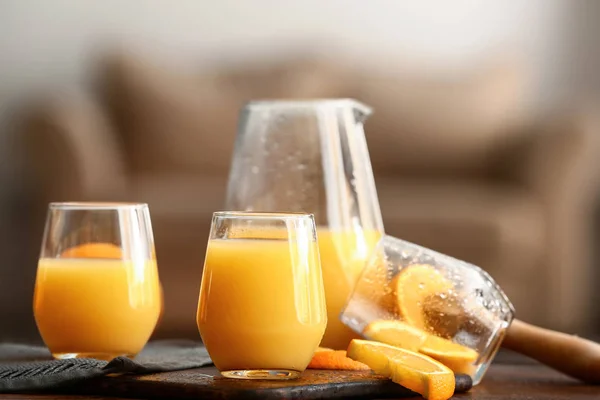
[363,319,478,376]
[347,339,455,400]
[420,335,478,376]
[308,347,370,370]
[60,242,123,258]
[363,320,427,351]
[393,264,453,330]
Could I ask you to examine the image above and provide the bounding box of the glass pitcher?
[225,99,384,349]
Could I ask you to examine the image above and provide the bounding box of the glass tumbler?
[197,212,327,380]
[340,235,515,385]
[33,202,162,360]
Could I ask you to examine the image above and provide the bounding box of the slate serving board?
[64,366,472,399]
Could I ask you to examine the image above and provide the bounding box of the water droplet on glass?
[418,283,425,289]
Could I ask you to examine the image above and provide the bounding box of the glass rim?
[243,98,371,113]
[213,211,314,220]
[48,202,148,210]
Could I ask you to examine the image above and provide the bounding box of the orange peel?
[308,347,370,370]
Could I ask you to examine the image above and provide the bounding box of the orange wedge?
[363,319,427,351]
[393,264,453,330]
[347,339,455,400]
[308,347,370,370]
[420,335,478,376]
[363,319,478,376]
[61,242,123,258]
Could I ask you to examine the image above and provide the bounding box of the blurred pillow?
[19,91,127,198]
[356,59,528,177]
[99,51,346,175]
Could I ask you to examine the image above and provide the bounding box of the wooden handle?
[503,319,600,383]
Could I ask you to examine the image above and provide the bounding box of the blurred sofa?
[4,51,600,341]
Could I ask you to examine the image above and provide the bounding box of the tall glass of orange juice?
[197,211,326,380]
[33,202,162,360]
[225,100,384,349]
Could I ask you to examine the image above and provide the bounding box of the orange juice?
[34,258,161,359]
[197,239,326,374]
[317,229,382,349]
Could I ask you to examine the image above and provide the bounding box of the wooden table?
[1,361,599,400]
[455,363,599,399]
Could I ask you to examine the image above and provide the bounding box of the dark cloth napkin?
[0,340,213,393]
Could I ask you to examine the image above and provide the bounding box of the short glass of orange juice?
[197,211,327,380]
[33,202,162,360]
